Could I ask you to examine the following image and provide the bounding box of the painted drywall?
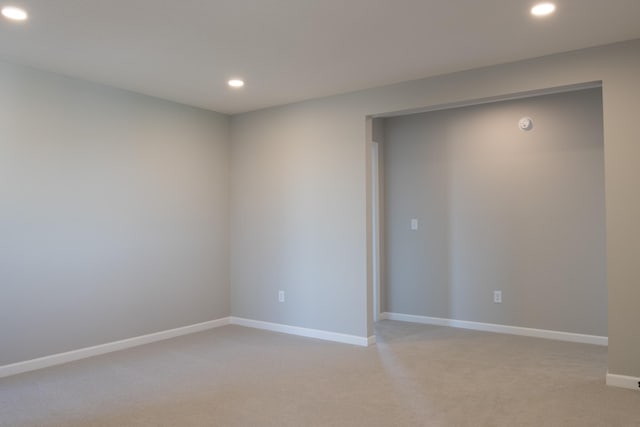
[0,60,230,365]
[382,89,606,336]
[229,39,640,378]
[230,106,368,336]
[3,38,637,378]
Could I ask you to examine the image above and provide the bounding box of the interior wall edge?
[0,317,232,379]
[382,313,608,346]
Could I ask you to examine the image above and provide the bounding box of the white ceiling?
[1,1,640,114]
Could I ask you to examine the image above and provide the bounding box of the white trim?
[0,317,231,378]
[230,317,373,347]
[606,372,640,391]
[371,140,381,323]
[368,335,377,346]
[378,312,389,320]
[382,312,608,346]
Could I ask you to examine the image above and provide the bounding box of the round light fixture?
[531,2,556,17]
[228,79,245,88]
[519,117,534,131]
[1,6,28,21]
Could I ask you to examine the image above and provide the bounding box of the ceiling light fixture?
[1,6,28,21]
[531,2,556,17]
[228,79,245,88]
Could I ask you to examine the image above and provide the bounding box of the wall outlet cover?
[493,290,502,303]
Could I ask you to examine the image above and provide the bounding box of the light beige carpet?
[1,320,639,426]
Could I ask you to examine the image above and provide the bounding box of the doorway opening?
[368,83,607,344]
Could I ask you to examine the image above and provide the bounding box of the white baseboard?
[378,312,389,321]
[382,312,608,346]
[0,317,231,379]
[607,372,640,391]
[230,317,374,347]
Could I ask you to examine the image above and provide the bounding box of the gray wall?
[230,105,368,336]
[229,39,640,378]
[3,39,640,380]
[383,89,606,336]
[0,60,230,365]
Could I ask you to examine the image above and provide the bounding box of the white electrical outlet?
[278,290,285,303]
[493,290,502,304]
[411,219,419,230]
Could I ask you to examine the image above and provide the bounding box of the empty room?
[1,1,640,426]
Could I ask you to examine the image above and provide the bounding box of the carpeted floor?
[1,320,639,426]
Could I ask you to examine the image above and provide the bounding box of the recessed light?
[531,2,556,17]
[1,6,28,21]
[228,79,245,88]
